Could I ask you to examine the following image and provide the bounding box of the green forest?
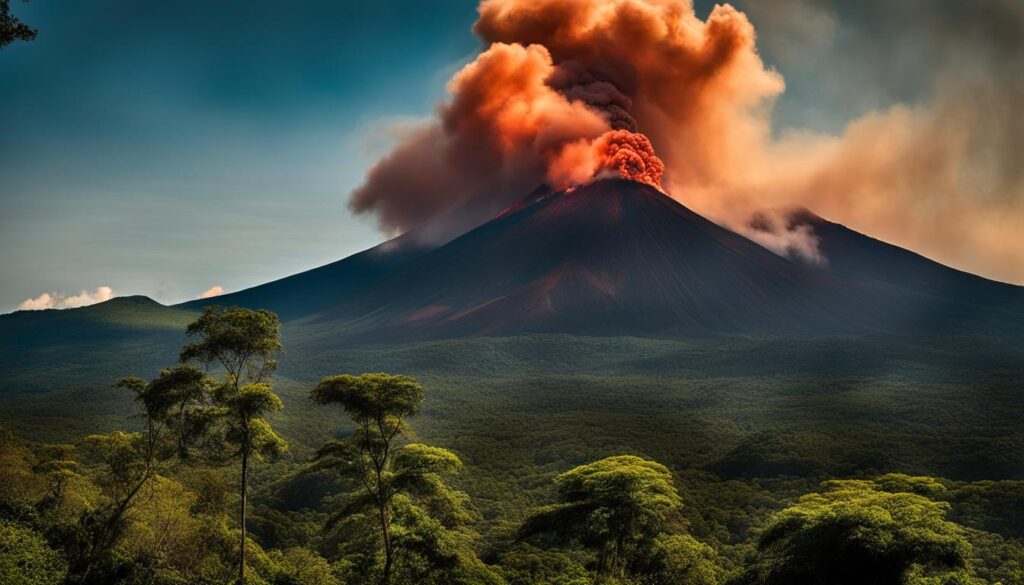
[2,307,1022,585]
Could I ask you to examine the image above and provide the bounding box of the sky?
[1,0,1021,312]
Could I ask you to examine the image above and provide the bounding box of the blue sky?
[1,0,1019,311]
[1,1,483,309]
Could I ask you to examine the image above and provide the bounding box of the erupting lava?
[594,130,664,190]
[548,130,665,190]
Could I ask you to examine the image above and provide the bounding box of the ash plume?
[549,130,664,190]
[352,0,774,243]
[350,0,1024,283]
[349,42,610,239]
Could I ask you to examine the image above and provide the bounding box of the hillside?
[1,179,1022,459]
[291,180,1024,341]
[1,182,1022,581]
[787,208,1024,309]
[166,180,1024,342]
[177,233,428,320]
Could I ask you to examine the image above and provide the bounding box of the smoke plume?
[549,130,664,190]
[349,42,610,239]
[350,0,1024,283]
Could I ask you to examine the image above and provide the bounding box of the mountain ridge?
[287,179,1024,341]
[5,179,1023,342]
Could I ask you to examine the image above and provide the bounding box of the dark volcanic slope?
[178,233,428,320]
[2,180,1022,346]
[788,208,1024,309]
[303,179,1022,340]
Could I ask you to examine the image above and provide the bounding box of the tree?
[116,365,220,460]
[1,0,36,48]
[519,455,682,583]
[72,366,215,580]
[268,547,342,585]
[741,478,972,585]
[0,519,66,585]
[496,544,590,585]
[314,440,498,585]
[312,373,465,584]
[180,305,287,584]
[633,534,721,585]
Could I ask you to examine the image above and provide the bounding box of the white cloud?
[18,292,57,311]
[198,285,224,299]
[741,211,827,267]
[17,286,116,311]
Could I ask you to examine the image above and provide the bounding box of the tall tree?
[519,455,682,583]
[74,366,215,580]
[741,478,971,585]
[180,306,287,585]
[1,0,36,48]
[310,373,426,585]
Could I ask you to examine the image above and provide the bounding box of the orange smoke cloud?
[349,42,609,238]
[475,0,784,190]
[549,129,664,190]
[351,0,1024,283]
[352,0,773,240]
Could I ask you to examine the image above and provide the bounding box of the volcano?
[181,179,1023,341]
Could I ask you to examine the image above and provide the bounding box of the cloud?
[742,210,826,266]
[547,129,664,190]
[351,0,1024,283]
[349,42,610,241]
[198,285,224,299]
[18,286,115,311]
[17,292,58,311]
[349,0,779,243]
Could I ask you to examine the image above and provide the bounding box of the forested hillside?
[2,306,1022,584]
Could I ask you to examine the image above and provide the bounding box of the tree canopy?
[0,519,66,585]
[311,372,498,585]
[180,306,282,383]
[0,0,36,48]
[521,455,683,581]
[181,305,287,584]
[743,477,971,585]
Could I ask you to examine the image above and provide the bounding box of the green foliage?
[218,384,287,461]
[266,547,342,585]
[81,431,149,500]
[64,363,223,580]
[391,443,470,524]
[866,473,949,498]
[0,520,66,585]
[180,306,287,584]
[180,306,282,385]
[2,325,1023,583]
[116,366,219,459]
[311,372,497,584]
[497,545,590,585]
[1,0,36,48]
[311,373,423,431]
[521,455,683,580]
[634,534,722,585]
[387,495,505,585]
[3,418,1023,585]
[742,478,971,585]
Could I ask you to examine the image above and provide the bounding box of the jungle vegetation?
[0,307,1022,584]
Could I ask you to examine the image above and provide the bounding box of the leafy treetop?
[180,306,282,386]
[746,478,970,585]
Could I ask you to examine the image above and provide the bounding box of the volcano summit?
[178,179,1024,342]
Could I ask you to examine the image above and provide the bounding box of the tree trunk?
[239,451,248,585]
[80,465,153,582]
[379,499,392,585]
[594,543,608,584]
